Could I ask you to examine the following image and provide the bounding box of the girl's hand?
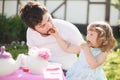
[48,26,60,39]
[80,42,90,51]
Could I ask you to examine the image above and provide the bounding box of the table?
[0,63,65,80]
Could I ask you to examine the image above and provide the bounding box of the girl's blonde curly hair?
[87,21,117,52]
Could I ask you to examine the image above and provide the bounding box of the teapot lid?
[0,46,12,59]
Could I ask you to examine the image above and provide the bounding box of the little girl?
[49,21,117,80]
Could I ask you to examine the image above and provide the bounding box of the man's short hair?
[20,1,48,29]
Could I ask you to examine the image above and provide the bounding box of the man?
[20,1,84,72]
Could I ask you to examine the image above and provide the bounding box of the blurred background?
[0,0,120,80]
[0,0,120,43]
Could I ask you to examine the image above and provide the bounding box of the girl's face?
[86,30,98,47]
[34,13,53,36]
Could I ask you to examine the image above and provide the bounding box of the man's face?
[34,13,53,36]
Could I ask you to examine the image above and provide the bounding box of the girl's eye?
[87,33,93,36]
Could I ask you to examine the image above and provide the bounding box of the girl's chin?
[87,42,91,46]
[87,41,94,47]
[88,43,94,48]
[88,44,93,47]
[90,45,97,48]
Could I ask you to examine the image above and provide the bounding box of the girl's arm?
[80,43,108,69]
[49,27,80,54]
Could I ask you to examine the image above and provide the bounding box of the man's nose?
[46,22,53,29]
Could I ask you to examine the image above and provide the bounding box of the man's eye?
[48,19,50,22]
[48,17,51,22]
[40,25,45,28]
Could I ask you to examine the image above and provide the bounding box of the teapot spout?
[14,54,23,69]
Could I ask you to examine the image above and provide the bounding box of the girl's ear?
[97,36,106,47]
[99,31,104,37]
[98,29,107,46]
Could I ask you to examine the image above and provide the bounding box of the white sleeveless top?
[66,48,107,80]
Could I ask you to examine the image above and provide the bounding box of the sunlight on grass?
[104,49,120,80]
